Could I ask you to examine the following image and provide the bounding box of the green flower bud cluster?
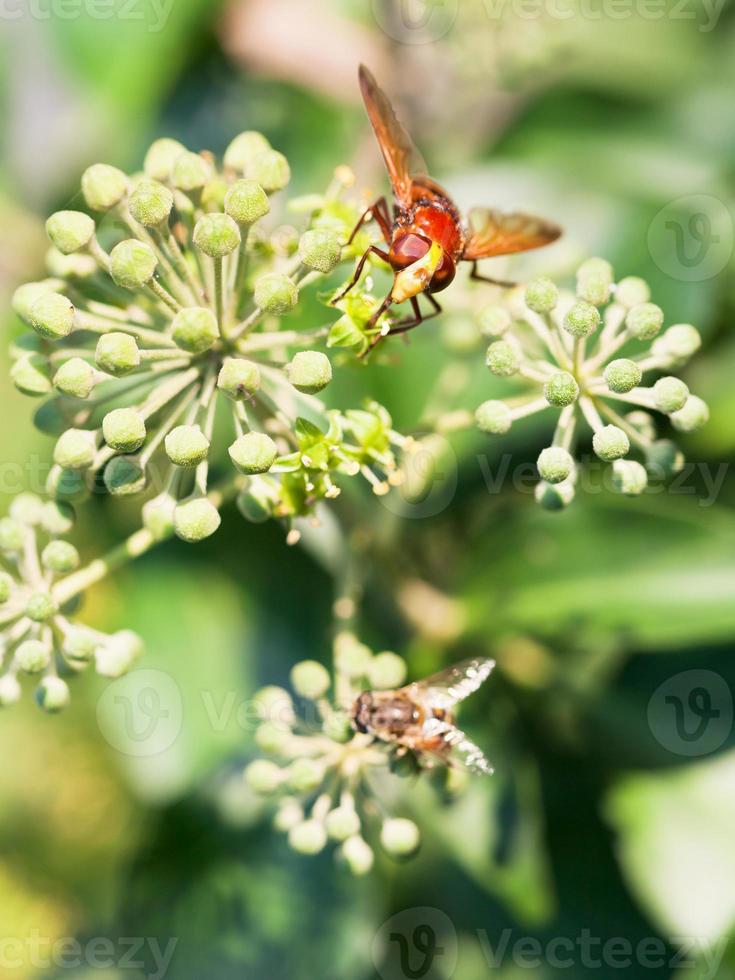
[0,493,143,711]
[244,631,424,873]
[472,259,708,508]
[9,140,410,538]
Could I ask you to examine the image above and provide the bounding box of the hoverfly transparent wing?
[422,717,494,776]
[406,657,495,711]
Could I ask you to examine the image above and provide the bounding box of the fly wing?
[463,207,561,261]
[422,717,494,776]
[359,64,427,209]
[406,657,495,711]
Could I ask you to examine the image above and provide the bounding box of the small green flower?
[255,273,298,315]
[53,358,96,398]
[165,425,210,466]
[247,149,291,193]
[95,333,141,375]
[486,340,519,376]
[477,305,512,337]
[380,818,421,858]
[224,179,270,225]
[46,211,95,255]
[103,408,146,453]
[173,497,221,543]
[670,395,709,432]
[288,819,327,855]
[604,359,641,394]
[28,293,75,339]
[544,372,579,407]
[172,307,219,353]
[129,180,174,227]
[626,303,664,340]
[41,541,80,573]
[290,660,330,699]
[298,229,343,274]
[368,652,407,690]
[224,131,271,172]
[592,425,629,461]
[82,163,128,211]
[229,432,278,474]
[217,358,261,399]
[54,429,96,470]
[653,376,689,413]
[564,301,600,338]
[537,447,574,484]
[193,213,241,258]
[475,400,512,434]
[287,351,332,393]
[110,240,158,289]
[525,277,559,313]
[612,459,648,495]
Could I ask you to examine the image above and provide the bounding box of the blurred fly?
[351,657,495,775]
[335,65,561,349]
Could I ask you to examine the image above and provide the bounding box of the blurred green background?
[2,0,735,977]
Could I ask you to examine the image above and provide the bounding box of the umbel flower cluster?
[0,493,142,711]
[10,134,407,542]
[474,259,708,508]
[244,633,427,875]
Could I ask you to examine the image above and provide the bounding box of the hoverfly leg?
[331,245,391,304]
[347,196,391,245]
[389,294,443,335]
[469,261,517,289]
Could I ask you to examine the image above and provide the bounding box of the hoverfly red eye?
[429,254,456,293]
[390,233,431,268]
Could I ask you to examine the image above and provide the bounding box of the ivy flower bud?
[110,240,157,289]
[475,400,512,434]
[224,179,270,225]
[286,351,332,393]
[172,307,219,353]
[626,303,663,340]
[615,276,650,307]
[103,408,146,452]
[173,498,221,542]
[576,258,613,305]
[645,439,684,478]
[193,213,241,258]
[254,685,295,725]
[224,131,271,171]
[54,428,96,470]
[537,447,574,484]
[288,758,325,793]
[255,273,298,315]
[273,798,304,832]
[229,432,278,474]
[41,500,74,536]
[12,280,62,320]
[477,305,511,338]
[81,163,128,211]
[103,456,147,496]
[535,478,575,511]
[368,652,407,690]
[544,371,579,406]
[95,333,141,375]
[334,635,372,678]
[626,410,656,441]
[17,639,51,673]
[652,324,701,365]
[217,358,261,399]
[54,357,96,398]
[0,519,23,551]
[670,395,709,433]
[128,179,174,227]
[35,676,71,713]
[245,759,284,795]
[46,211,95,255]
[142,493,176,541]
[592,425,629,461]
[653,376,689,413]
[29,293,75,339]
[62,628,97,666]
[322,711,352,743]
[603,358,642,394]
[290,660,330,700]
[255,721,291,754]
[564,301,600,338]
[96,630,143,677]
[288,820,327,855]
[612,459,648,495]
[11,355,52,396]
[0,674,22,707]
[326,806,361,842]
[165,425,210,467]
[10,493,43,526]
[485,340,520,376]
[41,540,80,573]
[26,591,57,622]
[172,151,212,192]
[380,818,421,858]
[525,277,558,313]
[341,836,374,876]
[247,149,291,193]
[143,137,185,180]
[298,229,342,274]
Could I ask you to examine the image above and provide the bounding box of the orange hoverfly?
[351,657,495,775]
[334,65,561,348]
